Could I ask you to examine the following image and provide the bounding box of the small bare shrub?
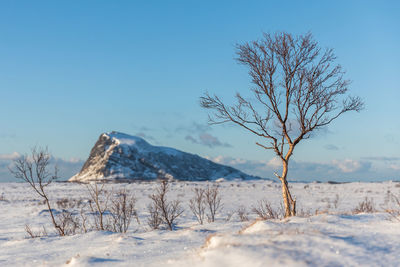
[320,194,340,211]
[148,180,184,230]
[147,203,162,230]
[237,206,249,222]
[296,208,313,217]
[252,199,281,220]
[109,189,137,233]
[333,194,340,209]
[320,197,331,209]
[383,190,392,207]
[353,197,375,214]
[189,188,206,224]
[0,193,7,202]
[57,211,80,235]
[205,184,222,222]
[391,194,400,207]
[56,198,70,209]
[25,224,47,238]
[86,182,111,231]
[56,198,84,210]
[225,211,234,222]
[385,193,400,221]
[80,208,89,233]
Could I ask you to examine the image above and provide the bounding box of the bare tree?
[204,184,222,222]
[148,180,183,230]
[189,187,206,224]
[9,147,65,236]
[200,32,364,217]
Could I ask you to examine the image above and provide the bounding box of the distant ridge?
[69,131,262,182]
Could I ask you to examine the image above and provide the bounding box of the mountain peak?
[69,131,261,182]
[104,131,150,148]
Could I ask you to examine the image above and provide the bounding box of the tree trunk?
[280,161,296,217]
[44,195,64,236]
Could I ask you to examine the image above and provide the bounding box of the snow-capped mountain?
[69,131,261,182]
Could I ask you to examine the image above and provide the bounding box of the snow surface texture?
[69,131,260,182]
[1,180,400,266]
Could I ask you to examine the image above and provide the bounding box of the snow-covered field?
[1,180,400,266]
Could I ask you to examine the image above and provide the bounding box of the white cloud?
[0,152,20,160]
[267,157,282,168]
[361,156,400,162]
[206,155,382,181]
[62,157,83,164]
[331,159,364,173]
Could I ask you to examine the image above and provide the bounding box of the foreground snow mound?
[171,214,400,267]
[1,181,400,266]
[69,131,260,182]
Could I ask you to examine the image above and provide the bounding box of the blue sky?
[0,0,399,182]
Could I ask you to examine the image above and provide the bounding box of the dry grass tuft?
[353,197,375,214]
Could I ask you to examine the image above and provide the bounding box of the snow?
[106,131,180,156]
[177,214,400,267]
[1,180,400,266]
[107,132,150,147]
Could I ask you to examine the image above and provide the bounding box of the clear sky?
[0,0,399,182]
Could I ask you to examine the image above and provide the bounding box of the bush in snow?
[109,189,138,233]
[85,183,139,233]
[237,206,249,222]
[252,199,281,220]
[148,180,184,230]
[189,187,206,224]
[204,184,222,223]
[24,225,48,239]
[86,182,111,231]
[147,202,162,230]
[353,197,375,214]
[57,211,80,235]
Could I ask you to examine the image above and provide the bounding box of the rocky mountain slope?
[69,131,261,182]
